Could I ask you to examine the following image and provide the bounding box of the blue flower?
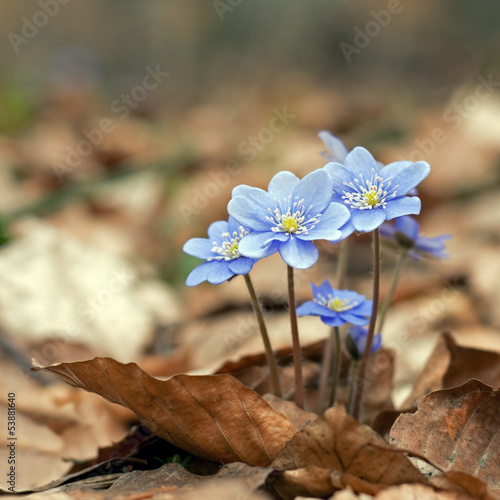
[183,217,259,286]
[227,170,351,269]
[296,281,372,327]
[346,325,381,360]
[379,215,451,261]
[324,147,430,234]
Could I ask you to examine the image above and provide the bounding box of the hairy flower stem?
[347,359,360,414]
[377,249,408,335]
[352,228,380,420]
[317,327,335,413]
[244,274,282,398]
[317,239,350,412]
[328,326,342,407]
[335,238,349,289]
[287,265,305,409]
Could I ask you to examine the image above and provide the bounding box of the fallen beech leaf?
[263,394,318,429]
[272,404,426,496]
[34,357,296,466]
[442,334,500,388]
[403,332,500,408]
[390,379,500,498]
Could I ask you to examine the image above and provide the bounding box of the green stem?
[335,238,350,289]
[287,265,305,409]
[243,274,282,398]
[317,327,335,413]
[328,326,342,407]
[377,249,408,335]
[352,228,380,420]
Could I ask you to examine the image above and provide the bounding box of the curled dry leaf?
[272,404,427,497]
[390,379,500,499]
[33,357,296,466]
[404,332,500,407]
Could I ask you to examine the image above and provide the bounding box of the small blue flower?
[183,217,259,286]
[379,215,451,261]
[324,147,430,234]
[227,170,351,269]
[346,325,381,360]
[296,281,372,327]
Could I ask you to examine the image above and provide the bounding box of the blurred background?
[1,0,500,378]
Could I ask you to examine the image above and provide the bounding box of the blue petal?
[340,312,370,325]
[353,301,373,316]
[395,216,419,240]
[318,131,348,162]
[292,169,333,213]
[384,197,421,220]
[268,171,300,200]
[334,219,355,241]
[238,231,282,258]
[311,280,334,300]
[299,202,350,241]
[385,161,431,196]
[205,261,236,284]
[227,216,247,234]
[378,160,412,179]
[183,238,214,259]
[320,315,346,327]
[325,164,354,196]
[296,301,330,317]
[207,221,229,242]
[228,257,255,274]
[186,262,216,287]
[351,209,386,232]
[228,195,272,231]
[344,147,378,180]
[279,238,318,269]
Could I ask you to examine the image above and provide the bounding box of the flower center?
[342,169,399,210]
[208,226,249,261]
[282,216,299,233]
[316,293,358,312]
[266,196,321,237]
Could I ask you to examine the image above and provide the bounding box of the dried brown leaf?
[404,332,500,408]
[272,404,426,496]
[34,357,296,466]
[390,379,500,498]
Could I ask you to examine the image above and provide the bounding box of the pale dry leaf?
[0,219,153,361]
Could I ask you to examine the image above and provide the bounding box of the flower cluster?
[185,146,431,276]
[182,129,449,415]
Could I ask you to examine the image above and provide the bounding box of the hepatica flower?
[296,280,372,327]
[228,170,350,269]
[380,215,451,260]
[183,217,259,286]
[346,325,382,361]
[324,147,430,233]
